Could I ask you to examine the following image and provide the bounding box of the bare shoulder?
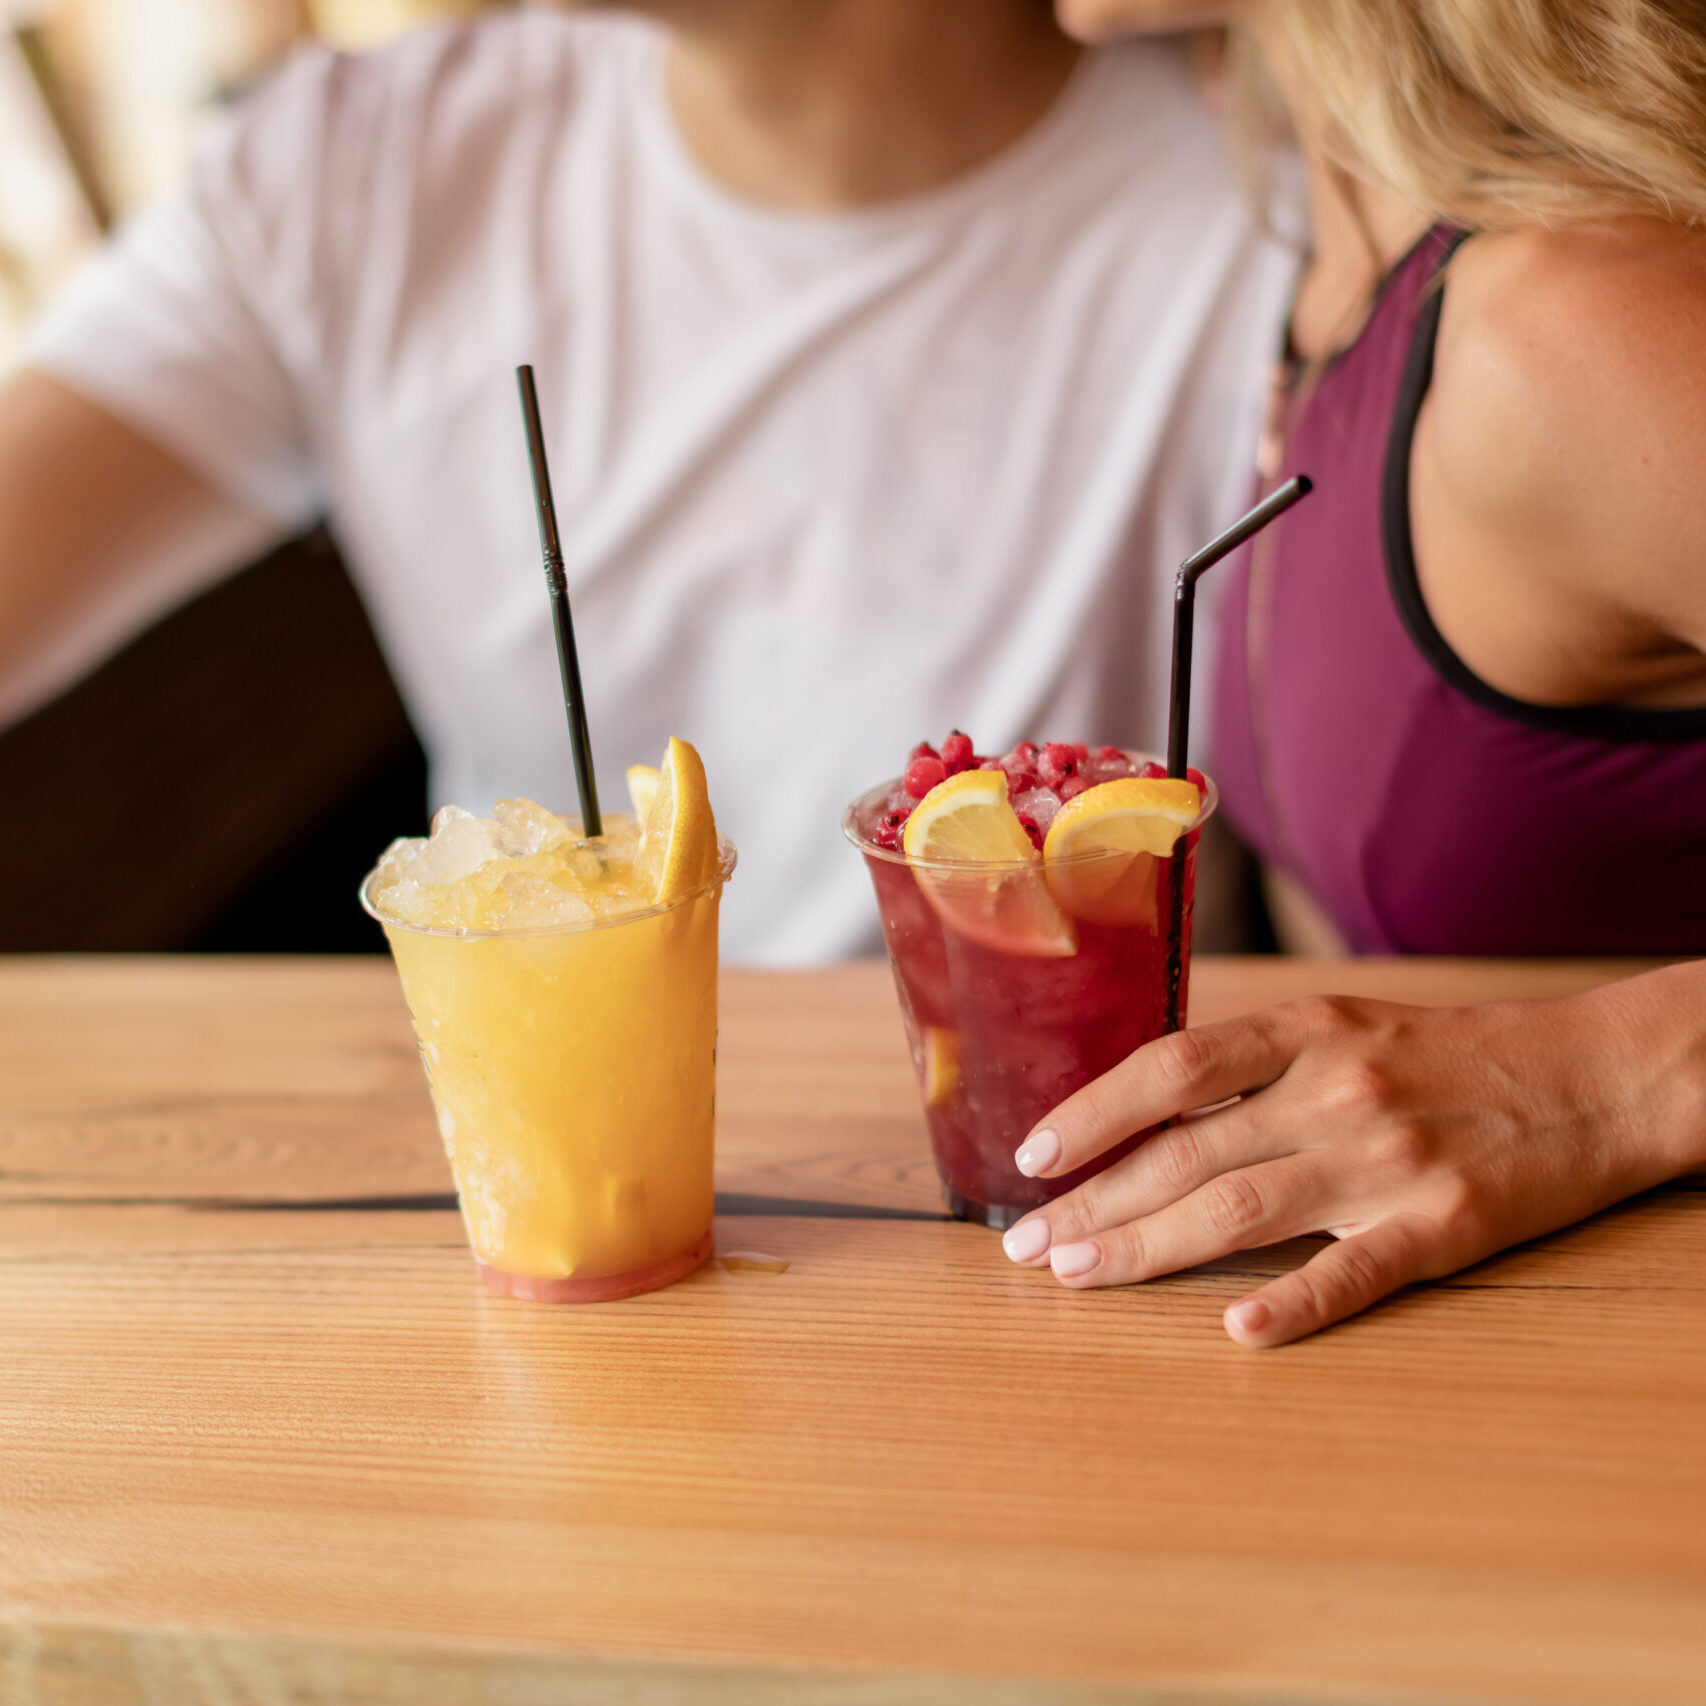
[1424,219,1706,632]
[1430,220,1706,530]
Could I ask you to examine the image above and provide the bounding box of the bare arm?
[0,367,281,725]
[1001,960,1706,1345]
[1411,219,1706,710]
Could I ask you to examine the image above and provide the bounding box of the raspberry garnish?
[908,742,940,766]
[1057,775,1089,802]
[1136,760,1168,781]
[904,755,948,799]
[1039,743,1078,787]
[940,731,974,774]
[1186,766,1207,792]
[1097,745,1125,761]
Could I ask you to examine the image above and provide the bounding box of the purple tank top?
[1212,226,1706,956]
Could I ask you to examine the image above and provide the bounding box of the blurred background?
[0,0,506,951]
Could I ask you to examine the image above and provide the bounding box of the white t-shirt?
[23,13,1295,963]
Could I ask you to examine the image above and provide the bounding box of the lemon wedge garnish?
[901,770,1035,863]
[625,763,660,822]
[901,771,1075,957]
[1042,777,1201,926]
[636,737,721,905]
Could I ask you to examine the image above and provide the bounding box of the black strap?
[1380,235,1706,743]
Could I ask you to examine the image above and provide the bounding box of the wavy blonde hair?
[1268,0,1706,230]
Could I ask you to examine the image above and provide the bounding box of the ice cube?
[413,813,502,885]
[430,803,474,835]
[493,797,574,857]
[1081,750,1137,786]
[499,873,594,930]
[1011,786,1062,833]
[373,874,431,925]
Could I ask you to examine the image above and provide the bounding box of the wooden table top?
[2,955,1703,1706]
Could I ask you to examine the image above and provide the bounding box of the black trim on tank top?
[1380,237,1706,743]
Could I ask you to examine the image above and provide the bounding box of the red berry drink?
[845,736,1214,1228]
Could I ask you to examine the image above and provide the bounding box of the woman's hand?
[1000,967,1706,1347]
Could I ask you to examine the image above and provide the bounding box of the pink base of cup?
[475,1230,714,1304]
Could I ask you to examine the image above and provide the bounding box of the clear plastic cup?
[845,768,1215,1229]
[362,840,736,1301]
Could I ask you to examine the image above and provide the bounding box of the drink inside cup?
[845,736,1215,1228]
[362,741,735,1302]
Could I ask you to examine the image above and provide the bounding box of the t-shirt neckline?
[631,29,1118,248]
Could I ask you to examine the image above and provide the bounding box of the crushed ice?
[367,798,646,933]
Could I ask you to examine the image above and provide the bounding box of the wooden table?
[3,957,1703,1706]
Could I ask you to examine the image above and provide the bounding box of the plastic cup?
[361,840,736,1301]
[845,766,1215,1229]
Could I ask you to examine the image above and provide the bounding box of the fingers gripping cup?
[846,742,1214,1228]
[364,743,735,1302]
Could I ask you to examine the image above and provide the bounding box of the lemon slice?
[625,764,660,822]
[901,771,1075,957]
[1042,777,1201,927]
[902,770,1035,863]
[636,737,721,905]
[922,1026,961,1107]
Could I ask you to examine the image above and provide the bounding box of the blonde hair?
[1269,0,1706,230]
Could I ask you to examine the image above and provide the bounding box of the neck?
[641,0,1082,211]
[1249,17,1433,360]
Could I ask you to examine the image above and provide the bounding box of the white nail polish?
[1014,1129,1062,1177]
[1049,1241,1100,1279]
[1002,1219,1050,1263]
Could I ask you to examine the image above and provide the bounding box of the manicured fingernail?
[1002,1219,1051,1263]
[1014,1129,1062,1177]
[1050,1240,1100,1279]
[1226,1298,1270,1338]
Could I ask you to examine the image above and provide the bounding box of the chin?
[1056,0,1235,39]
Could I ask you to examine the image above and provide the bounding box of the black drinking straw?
[517,365,602,838]
[1166,474,1313,780]
[1162,474,1313,1031]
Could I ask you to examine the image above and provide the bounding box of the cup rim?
[360,836,738,940]
[841,753,1218,872]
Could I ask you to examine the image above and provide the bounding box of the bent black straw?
[1165,475,1313,780]
[1161,474,1312,1036]
[517,365,602,838]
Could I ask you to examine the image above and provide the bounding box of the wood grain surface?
[2,956,1702,1706]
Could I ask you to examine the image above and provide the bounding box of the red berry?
[1016,813,1043,851]
[1070,743,1089,763]
[904,756,947,799]
[1186,766,1207,792]
[1013,740,1039,762]
[1097,745,1125,762]
[1058,775,1089,802]
[1039,742,1078,787]
[1136,760,1168,781]
[940,731,975,773]
[1002,765,1041,796]
[908,742,940,765]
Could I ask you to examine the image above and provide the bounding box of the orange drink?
[362,740,734,1301]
